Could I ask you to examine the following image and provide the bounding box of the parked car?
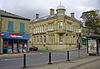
[29,46,38,51]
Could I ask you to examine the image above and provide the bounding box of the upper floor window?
[35,27,37,33]
[58,22,63,30]
[37,27,39,33]
[20,23,25,33]
[48,24,53,31]
[8,21,14,32]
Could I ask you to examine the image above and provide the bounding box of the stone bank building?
[30,4,81,50]
[0,10,30,54]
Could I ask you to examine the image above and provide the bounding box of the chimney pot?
[36,14,39,19]
[71,13,75,18]
[50,8,54,15]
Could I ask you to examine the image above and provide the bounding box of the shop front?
[1,32,29,54]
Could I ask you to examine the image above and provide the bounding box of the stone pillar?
[55,34,58,44]
[42,35,44,44]
[46,34,49,44]
[54,21,58,31]
[63,22,66,30]
[63,34,66,44]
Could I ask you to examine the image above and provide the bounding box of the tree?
[81,10,100,35]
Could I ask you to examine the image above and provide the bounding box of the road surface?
[0,48,87,68]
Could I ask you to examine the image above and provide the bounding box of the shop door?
[3,39,9,54]
[13,40,18,53]
[8,39,13,53]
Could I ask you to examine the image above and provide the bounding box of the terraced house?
[30,4,81,50]
[0,10,30,54]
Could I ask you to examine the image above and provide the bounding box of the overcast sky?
[0,0,100,20]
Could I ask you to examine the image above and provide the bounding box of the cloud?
[0,0,99,20]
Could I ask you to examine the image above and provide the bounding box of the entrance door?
[8,39,13,53]
[13,40,18,53]
[3,39,9,54]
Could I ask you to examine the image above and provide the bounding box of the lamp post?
[77,28,81,57]
[78,29,81,50]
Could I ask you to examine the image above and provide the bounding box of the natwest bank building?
[1,32,29,54]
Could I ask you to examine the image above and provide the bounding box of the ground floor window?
[44,36,46,43]
[3,39,28,54]
[59,34,63,42]
[40,36,42,43]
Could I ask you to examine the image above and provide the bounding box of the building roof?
[31,14,56,23]
[31,14,81,23]
[86,33,100,38]
[0,10,30,21]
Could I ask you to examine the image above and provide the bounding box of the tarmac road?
[0,48,87,68]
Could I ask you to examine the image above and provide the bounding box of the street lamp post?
[77,29,81,57]
[78,29,81,50]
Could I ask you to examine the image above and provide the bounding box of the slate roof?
[0,10,30,21]
[31,14,56,23]
[31,14,81,23]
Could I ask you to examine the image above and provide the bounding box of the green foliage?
[81,10,100,34]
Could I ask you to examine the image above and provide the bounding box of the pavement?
[1,54,100,69]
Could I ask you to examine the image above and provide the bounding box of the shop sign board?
[88,39,97,54]
[9,34,23,38]
[0,33,4,36]
[2,32,29,40]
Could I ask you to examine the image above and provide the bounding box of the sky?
[0,0,100,20]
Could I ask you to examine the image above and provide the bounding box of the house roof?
[31,14,81,23]
[0,10,30,21]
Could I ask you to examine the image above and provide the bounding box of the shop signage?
[9,34,23,38]
[0,33,4,36]
[88,39,97,54]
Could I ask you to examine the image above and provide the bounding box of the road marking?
[0,58,23,61]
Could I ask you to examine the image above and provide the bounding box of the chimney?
[50,8,54,15]
[36,14,39,19]
[70,13,75,18]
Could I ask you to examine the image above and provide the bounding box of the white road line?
[0,58,24,61]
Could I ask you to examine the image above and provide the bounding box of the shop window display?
[8,44,13,53]
[19,44,23,53]
[3,39,28,54]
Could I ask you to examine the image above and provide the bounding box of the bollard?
[66,51,70,61]
[23,54,26,68]
[48,52,52,64]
